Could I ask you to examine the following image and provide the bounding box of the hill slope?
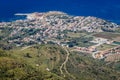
[0,44,120,80]
[0,11,120,80]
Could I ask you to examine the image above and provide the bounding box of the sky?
[0,0,120,23]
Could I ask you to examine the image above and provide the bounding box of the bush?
[24,53,32,58]
[0,49,9,57]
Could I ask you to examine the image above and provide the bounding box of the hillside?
[0,44,120,80]
[0,11,120,80]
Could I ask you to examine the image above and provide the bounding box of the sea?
[0,0,120,24]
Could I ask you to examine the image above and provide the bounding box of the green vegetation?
[0,27,13,40]
[0,44,120,80]
[67,32,85,38]
[67,36,95,47]
[67,52,120,80]
[0,45,65,80]
[97,44,117,51]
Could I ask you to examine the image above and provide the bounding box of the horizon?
[0,0,120,24]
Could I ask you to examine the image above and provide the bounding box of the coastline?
[0,11,120,25]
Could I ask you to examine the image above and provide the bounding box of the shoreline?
[0,11,120,25]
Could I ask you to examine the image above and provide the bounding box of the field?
[97,44,117,51]
[67,32,85,38]
[93,32,120,41]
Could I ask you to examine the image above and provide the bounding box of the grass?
[67,32,85,38]
[67,51,120,80]
[0,45,66,80]
[97,44,117,51]
[0,44,120,80]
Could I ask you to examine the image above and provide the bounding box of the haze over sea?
[0,0,120,24]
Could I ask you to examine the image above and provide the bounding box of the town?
[0,11,120,60]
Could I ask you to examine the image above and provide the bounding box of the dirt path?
[60,47,75,79]
[60,47,69,77]
[21,46,32,51]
